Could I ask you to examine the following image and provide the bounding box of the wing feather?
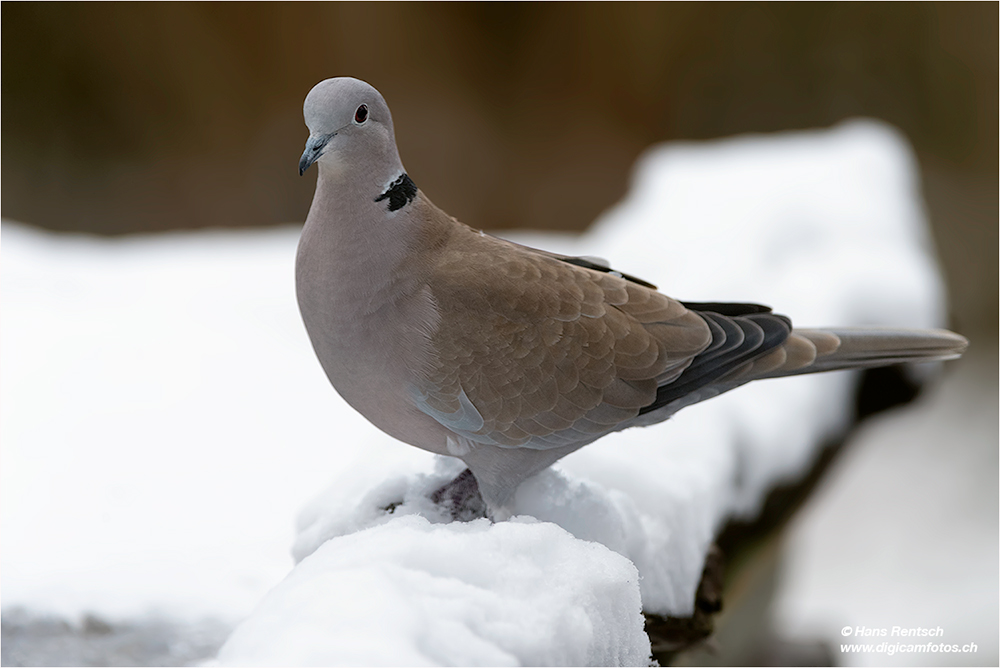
[414,227,711,448]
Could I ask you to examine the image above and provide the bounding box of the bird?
[295,77,968,521]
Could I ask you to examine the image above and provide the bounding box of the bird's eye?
[355,104,368,123]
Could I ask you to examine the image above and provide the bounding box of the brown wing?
[411,225,712,449]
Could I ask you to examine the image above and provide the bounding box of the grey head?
[298,77,404,185]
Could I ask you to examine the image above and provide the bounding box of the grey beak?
[299,134,333,175]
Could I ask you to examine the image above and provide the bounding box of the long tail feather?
[762,327,969,378]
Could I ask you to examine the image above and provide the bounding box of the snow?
[771,346,999,666]
[1,118,949,665]
[219,515,650,666]
[0,224,372,623]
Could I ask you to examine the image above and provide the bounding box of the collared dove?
[296,77,967,520]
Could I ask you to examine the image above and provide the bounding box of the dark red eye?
[355,104,368,123]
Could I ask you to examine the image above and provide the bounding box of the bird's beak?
[299,134,333,175]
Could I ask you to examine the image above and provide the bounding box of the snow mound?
[218,515,650,666]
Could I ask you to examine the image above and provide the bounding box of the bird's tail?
[748,327,968,380]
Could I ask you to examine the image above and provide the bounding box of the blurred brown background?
[2,2,996,335]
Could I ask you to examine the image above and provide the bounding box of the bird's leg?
[430,467,488,522]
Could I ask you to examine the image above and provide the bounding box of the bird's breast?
[295,229,449,452]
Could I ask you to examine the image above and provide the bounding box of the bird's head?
[298,77,400,178]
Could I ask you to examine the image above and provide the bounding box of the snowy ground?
[2,119,969,666]
[772,342,998,667]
